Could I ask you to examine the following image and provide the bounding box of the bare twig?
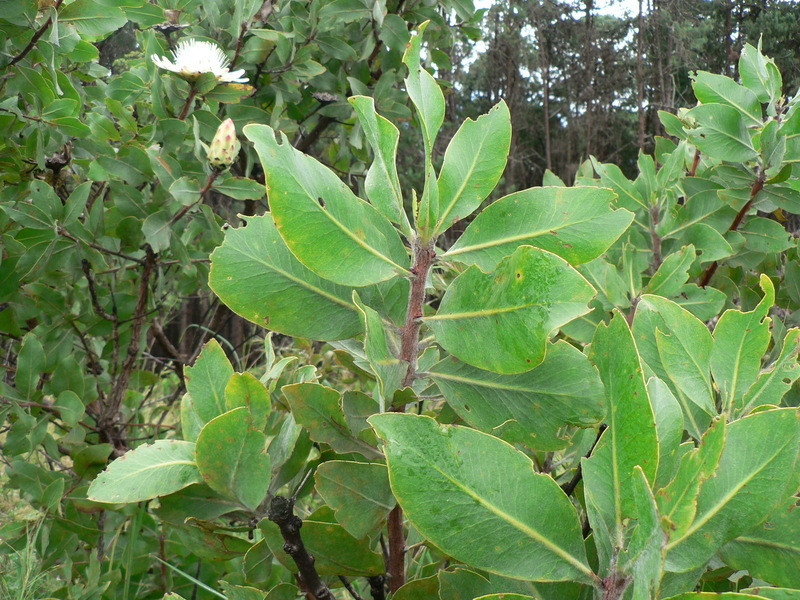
[82,260,118,322]
[178,85,199,121]
[168,171,220,225]
[268,496,334,600]
[99,245,157,454]
[339,577,365,600]
[367,576,386,600]
[561,424,607,497]
[8,0,66,67]
[59,226,143,264]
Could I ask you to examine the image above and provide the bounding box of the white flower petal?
[150,39,249,84]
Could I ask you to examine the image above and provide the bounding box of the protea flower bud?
[207,118,241,169]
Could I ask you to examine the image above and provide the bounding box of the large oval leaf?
[369,413,594,583]
[88,440,202,503]
[583,312,659,568]
[664,407,800,573]
[442,186,632,270]
[315,461,395,539]
[686,104,759,163]
[209,214,364,340]
[244,124,410,286]
[195,407,270,511]
[426,246,595,374]
[429,340,605,450]
[633,295,715,439]
[719,496,800,588]
[435,100,511,235]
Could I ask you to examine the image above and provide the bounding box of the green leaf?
[185,340,234,425]
[225,373,270,431]
[392,576,440,600]
[260,514,384,576]
[219,582,266,600]
[264,584,300,600]
[88,440,203,503]
[379,14,411,52]
[720,496,800,588]
[435,101,511,234]
[620,467,665,600]
[742,590,800,600]
[427,246,595,374]
[315,461,395,539]
[692,71,763,126]
[62,181,91,226]
[55,390,84,427]
[353,292,406,404]
[16,332,44,398]
[205,83,255,104]
[169,176,201,206]
[141,212,170,252]
[349,96,410,232]
[662,594,762,600]
[282,383,381,458]
[664,408,800,572]
[657,418,726,541]
[244,124,409,286]
[590,158,647,214]
[155,484,241,523]
[369,413,594,583]
[687,104,759,163]
[429,340,606,451]
[671,283,727,322]
[209,214,364,340]
[645,245,696,296]
[474,596,537,600]
[711,274,773,413]
[739,217,793,253]
[583,312,659,568]
[443,187,632,270]
[403,22,444,153]
[739,42,782,104]
[404,22,445,232]
[195,407,270,511]
[212,176,265,200]
[633,296,715,439]
[739,328,800,415]
[59,0,127,37]
[317,0,371,24]
[438,568,492,600]
[649,377,685,490]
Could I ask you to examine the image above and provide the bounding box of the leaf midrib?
[235,243,356,312]
[665,433,793,550]
[280,164,409,277]
[404,444,593,578]
[429,369,578,398]
[425,303,548,321]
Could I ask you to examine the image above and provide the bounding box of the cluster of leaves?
[0,0,481,599]
[87,26,800,600]
[1,2,799,600]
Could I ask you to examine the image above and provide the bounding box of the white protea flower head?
[151,39,248,84]
[207,118,241,169]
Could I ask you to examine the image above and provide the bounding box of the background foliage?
[1,1,799,600]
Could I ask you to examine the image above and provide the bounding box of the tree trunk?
[637,0,645,150]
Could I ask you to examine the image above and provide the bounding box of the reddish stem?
[177,86,199,120]
[385,236,436,593]
[699,171,765,288]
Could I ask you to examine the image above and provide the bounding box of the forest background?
[2,0,800,599]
